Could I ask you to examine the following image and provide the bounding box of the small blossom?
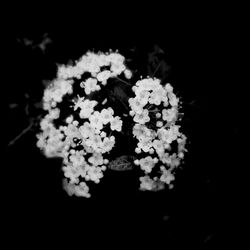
[159,166,175,184]
[74,181,91,198]
[152,139,165,155]
[135,147,141,154]
[136,78,161,91]
[139,156,155,173]
[110,116,123,131]
[88,152,104,166]
[149,88,164,105]
[97,70,111,82]
[132,124,147,138]
[100,107,114,125]
[162,107,177,122]
[168,92,179,106]
[164,83,173,93]
[78,99,98,119]
[156,112,162,119]
[89,111,104,132]
[101,136,115,153]
[124,69,132,79]
[133,109,150,124]
[79,122,94,138]
[82,78,100,95]
[136,90,150,106]
[88,166,103,183]
[137,139,152,153]
[66,115,73,124]
[139,175,155,190]
[100,131,107,138]
[156,121,163,127]
[128,97,144,113]
[134,159,140,165]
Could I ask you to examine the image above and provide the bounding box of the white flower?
[86,166,104,183]
[132,124,147,138]
[149,88,164,105]
[62,164,80,184]
[137,90,150,106]
[69,150,86,166]
[152,139,165,155]
[97,54,110,67]
[81,78,100,95]
[73,95,85,111]
[162,107,177,122]
[156,112,162,119]
[110,116,123,131]
[101,136,115,153]
[164,83,173,93]
[48,108,60,120]
[78,99,98,119]
[139,156,155,173]
[159,166,175,184]
[100,107,114,125]
[124,69,132,79]
[156,121,163,127]
[88,152,104,166]
[149,148,155,154]
[129,110,135,116]
[128,97,144,113]
[64,124,81,139]
[107,52,125,65]
[65,115,73,124]
[169,153,181,168]
[136,78,161,91]
[111,63,126,75]
[77,52,101,74]
[157,125,179,144]
[159,153,171,164]
[108,53,126,75]
[74,181,91,198]
[43,79,73,109]
[133,109,150,124]
[135,147,142,154]
[100,131,107,138]
[79,122,94,138]
[168,93,179,107]
[89,111,104,132]
[134,159,140,165]
[72,120,79,126]
[96,70,111,82]
[139,175,155,190]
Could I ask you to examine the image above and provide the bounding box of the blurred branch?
[8,119,34,147]
[114,76,131,86]
[152,61,162,77]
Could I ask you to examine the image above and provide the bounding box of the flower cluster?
[43,51,132,111]
[37,49,188,198]
[37,50,131,197]
[129,78,187,191]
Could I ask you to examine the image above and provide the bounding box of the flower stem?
[115,77,130,86]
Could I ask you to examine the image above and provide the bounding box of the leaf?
[107,155,136,171]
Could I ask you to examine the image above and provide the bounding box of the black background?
[5,7,241,248]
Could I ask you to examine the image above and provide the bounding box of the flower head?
[81,78,100,95]
[133,109,150,124]
[110,116,123,132]
[37,50,187,198]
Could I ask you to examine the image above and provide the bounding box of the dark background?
[5,9,241,248]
